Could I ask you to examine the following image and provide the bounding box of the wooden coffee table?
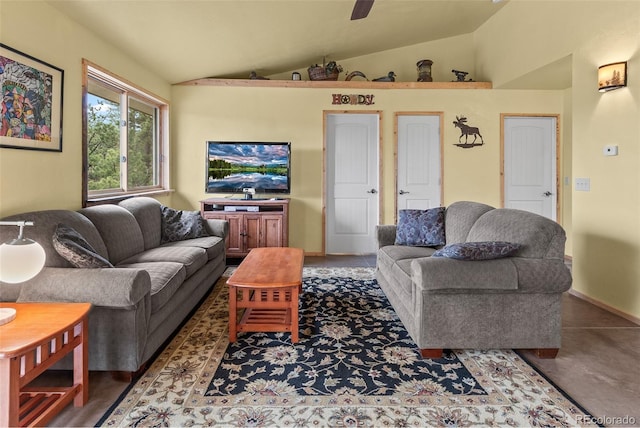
[0,302,90,428]
[228,247,304,343]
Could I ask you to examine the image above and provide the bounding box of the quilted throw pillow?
[395,207,446,247]
[432,241,521,261]
[161,206,209,244]
[52,223,113,268]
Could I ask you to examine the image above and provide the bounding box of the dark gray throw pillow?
[432,241,521,261]
[161,206,209,244]
[52,223,113,268]
[395,207,446,247]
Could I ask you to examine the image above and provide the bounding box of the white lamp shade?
[0,240,46,283]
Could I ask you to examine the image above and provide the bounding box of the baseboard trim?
[568,289,640,326]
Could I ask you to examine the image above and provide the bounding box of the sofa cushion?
[394,207,445,247]
[80,205,145,265]
[467,209,566,259]
[52,224,114,268]
[378,245,435,265]
[119,197,163,250]
[432,241,521,261]
[116,261,186,312]
[391,259,416,299]
[160,236,225,261]
[161,206,209,244]
[119,246,207,278]
[444,201,495,244]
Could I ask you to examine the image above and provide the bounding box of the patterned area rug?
[99,267,593,427]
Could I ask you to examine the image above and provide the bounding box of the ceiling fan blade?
[351,0,374,20]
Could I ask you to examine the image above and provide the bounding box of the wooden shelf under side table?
[0,302,90,427]
[228,247,304,343]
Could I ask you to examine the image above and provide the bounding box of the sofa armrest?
[510,258,572,293]
[376,225,397,248]
[205,219,229,239]
[17,267,151,308]
[411,257,519,292]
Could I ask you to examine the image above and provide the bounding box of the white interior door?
[326,113,379,254]
[397,114,441,216]
[504,116,557,220]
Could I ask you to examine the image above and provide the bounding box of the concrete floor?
[39,255,639,427]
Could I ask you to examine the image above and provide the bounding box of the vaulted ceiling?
[47,0,508,84]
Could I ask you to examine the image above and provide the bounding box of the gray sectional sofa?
[376,201,572,358]
[0,197,228,374]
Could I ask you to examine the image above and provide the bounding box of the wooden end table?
[0,302,91,427]
[228,247,304,343]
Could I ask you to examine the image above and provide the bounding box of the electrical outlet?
[575,178,590,192]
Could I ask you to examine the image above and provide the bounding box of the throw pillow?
[161,206,209,244]
[394,207,446,247]
[52,223,114,268]
[432,241,521,261]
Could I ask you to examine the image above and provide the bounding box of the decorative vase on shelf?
[417,59,433,82]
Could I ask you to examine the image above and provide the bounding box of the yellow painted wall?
[475,1,640,320]
[0,1,172,217]
[171,84,562,254]
[571,31,640,320]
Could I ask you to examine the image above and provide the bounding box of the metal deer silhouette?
[452,116,484,147]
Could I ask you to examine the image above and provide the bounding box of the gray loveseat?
[0,197,228,374]
[376,201,572,358]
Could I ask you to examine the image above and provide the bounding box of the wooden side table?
[0,302,91,427]
[228,247,304,343]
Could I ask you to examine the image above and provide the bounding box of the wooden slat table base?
[228,247,304,343]
[232,285,299,341]
[0,303,90,428]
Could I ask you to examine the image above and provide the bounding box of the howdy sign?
[332,94,375,105]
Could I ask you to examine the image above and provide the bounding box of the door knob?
[542,191,553,197]
[367,189,378,194]
[399,190,410,195]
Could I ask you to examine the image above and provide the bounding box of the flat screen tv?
[206,141,291,194]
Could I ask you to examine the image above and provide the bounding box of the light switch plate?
[575,177,591,191]
[603,145,618,156]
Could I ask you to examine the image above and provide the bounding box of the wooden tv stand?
[200,198,289,258]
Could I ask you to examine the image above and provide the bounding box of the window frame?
[82,59,170,206]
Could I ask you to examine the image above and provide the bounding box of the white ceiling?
[47,0,508,84]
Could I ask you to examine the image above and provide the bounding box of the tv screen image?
[206,141,291,194]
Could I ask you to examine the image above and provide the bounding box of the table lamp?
[0,221,46,325]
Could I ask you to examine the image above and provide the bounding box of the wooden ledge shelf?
[176,78,492,90]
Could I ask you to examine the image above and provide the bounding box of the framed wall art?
[1,44,64,152]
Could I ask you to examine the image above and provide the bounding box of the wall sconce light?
[0,221,46,325]
[598,61,627,92]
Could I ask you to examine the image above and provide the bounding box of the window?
[82,60,169,205]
